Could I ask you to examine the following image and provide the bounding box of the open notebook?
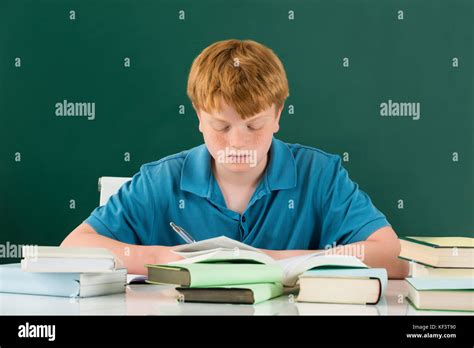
[169,236,367,286]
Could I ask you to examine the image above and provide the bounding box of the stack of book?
[0,246,126,298]
[145,236,387,305]
[399,236,474,312]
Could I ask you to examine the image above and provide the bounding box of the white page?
[172,236,261,253]
[172,248,230,258]
[170,249,276,265]
[277,253,367,286]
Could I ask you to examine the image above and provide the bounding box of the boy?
[61,39,409,278]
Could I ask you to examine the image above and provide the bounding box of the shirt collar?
[180,137,297,198]
[265,137,297,191]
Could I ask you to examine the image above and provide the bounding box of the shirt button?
[242,216,246,223]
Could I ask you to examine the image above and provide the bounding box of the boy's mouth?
[228,155,249,161]
[217,148,258,167]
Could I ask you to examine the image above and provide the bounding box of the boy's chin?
[221,162,257,172]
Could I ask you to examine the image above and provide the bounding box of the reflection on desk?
[0,280,470,315]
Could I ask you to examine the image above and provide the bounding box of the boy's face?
[195,99,282,175]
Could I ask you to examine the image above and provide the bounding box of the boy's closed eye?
[211,121,230,132]
[211,117,268,132]
[247,120,266,130]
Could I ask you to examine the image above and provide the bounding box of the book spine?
[366,277,382,305]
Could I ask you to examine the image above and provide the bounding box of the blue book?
[296,268,388,305]
[0,263,126,298]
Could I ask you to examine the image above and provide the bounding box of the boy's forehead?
[208,101,275,121]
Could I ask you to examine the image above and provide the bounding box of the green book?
[144,263,283,287]
[176,282,284,304]
[406,277,474,312]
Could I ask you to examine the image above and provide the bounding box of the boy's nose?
[227,127,247,148]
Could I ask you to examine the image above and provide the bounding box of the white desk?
[0,280,470,315]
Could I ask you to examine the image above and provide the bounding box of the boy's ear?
[273,103,284,134]
[193,103,203,133]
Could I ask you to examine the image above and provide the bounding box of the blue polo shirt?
[84,137,390,250]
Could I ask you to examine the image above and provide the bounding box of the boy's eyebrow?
[210,117,229,122]
[246,114,270,122]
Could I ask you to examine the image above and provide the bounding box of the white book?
[276,253,367,286]
[21,258,116,273]
[296,268,387,305]
[173,236,261,253]
[170,236,367,286]
[410,261,474,278]
[21,246,116,273]
[172,248,275,264]
[22,246,115,259]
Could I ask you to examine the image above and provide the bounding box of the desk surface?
[0,280,470,315]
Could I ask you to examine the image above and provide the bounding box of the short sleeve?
[84,166,155,245]
[318,156,390,248]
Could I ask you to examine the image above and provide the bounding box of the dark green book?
[176,282,284,304]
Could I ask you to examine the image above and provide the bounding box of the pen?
[169,222,196,244]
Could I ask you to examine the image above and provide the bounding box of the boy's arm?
[60,223,183,274]
[260,226,409,279]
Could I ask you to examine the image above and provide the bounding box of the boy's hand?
[151,245,184,265]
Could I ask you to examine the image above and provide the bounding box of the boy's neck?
[212,154,268,188]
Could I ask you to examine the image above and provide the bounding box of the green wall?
[1,0,472,262]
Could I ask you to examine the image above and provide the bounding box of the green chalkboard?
[0,0,472,263]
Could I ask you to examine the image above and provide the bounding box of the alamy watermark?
[0,242,38,260]
[216,147,257,167]
[18,322,55,341]
[380,99,420,120]
[323,242,365,260]
[55,99,95,120]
